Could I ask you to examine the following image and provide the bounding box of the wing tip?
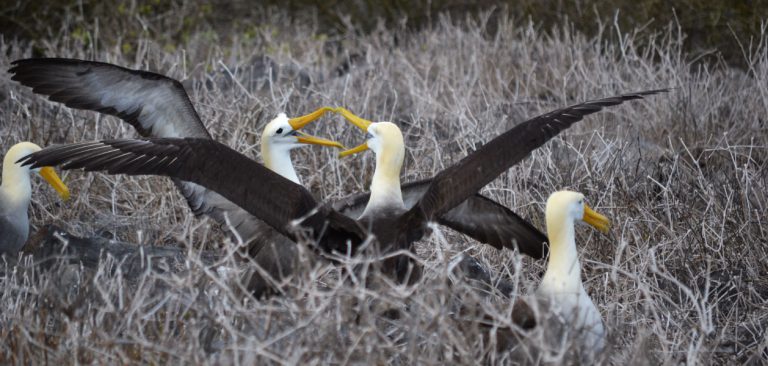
[9,58,43,73]
[624,87,671,99]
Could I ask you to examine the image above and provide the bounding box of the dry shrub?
[1,10,766,364]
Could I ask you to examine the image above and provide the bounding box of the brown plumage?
[332,179,546,257]
[414,90,666,220]
[20,138,369,252]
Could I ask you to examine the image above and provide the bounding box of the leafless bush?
[1,11,766,365]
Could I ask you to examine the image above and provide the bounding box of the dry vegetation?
[1,9,767,365]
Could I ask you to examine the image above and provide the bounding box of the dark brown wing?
[9,58,210,138]
[334,179,547,258]
[9,58,264,239]
[18,138,366,251]
[438,194,546,258]
[412,89,668,221]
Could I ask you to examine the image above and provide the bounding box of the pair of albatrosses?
[1,143,70,257]
[9,59,546,298]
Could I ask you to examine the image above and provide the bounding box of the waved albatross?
[534,190,610,360]
[1,142,70,257]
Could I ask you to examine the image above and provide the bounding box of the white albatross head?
[546,191,610,234]
[336,108,406,215]
[3,142,70,202]
[260,108,344,184]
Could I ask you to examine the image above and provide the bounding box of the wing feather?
[413,89,668,221]
[19,139,300,233]
[18,138,366,252]
[10,58,265,240]
[9,58,210,138]
[333,179,548,258]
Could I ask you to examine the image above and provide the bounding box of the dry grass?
[1,10,767,365]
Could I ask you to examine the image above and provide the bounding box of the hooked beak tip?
[583,204,611,233]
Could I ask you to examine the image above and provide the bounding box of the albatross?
[17,89,665,284]
[9,58,347,296]
[10,58,551,294]
[8,58,341,245]
[534,190,610,359]
[462,191,612,359]
[1,142,70,257]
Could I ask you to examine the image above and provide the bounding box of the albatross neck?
[261,142,301,185]
[541,211,583,292]
[1,157,32,210]
[362,144,405,217]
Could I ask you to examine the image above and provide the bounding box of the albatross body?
[18,90,665,284]
[536,191,610,358]
[239,110,345,296]
[473,192,611,360]
[1,142,70,256]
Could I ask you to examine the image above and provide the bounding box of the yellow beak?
[335,107,374,158]
[295,131,344,149]
[336,107,372,131]
[583,204,610,233]
[39,166,70,201]
[339,142,369,158]
[288,106,336,130]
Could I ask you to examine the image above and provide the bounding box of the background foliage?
[3,0,767,67]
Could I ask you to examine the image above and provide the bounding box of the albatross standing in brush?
[18,89,666,283]
[472,191,613,359]
[534,191,610,360]
[1,142,70,257]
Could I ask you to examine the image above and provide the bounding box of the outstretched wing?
[18,138,365,249]
[334,179,547,258]
[413,89,668,221]
[437,194,547,258]
[9,58,210,138]
[9,58,262,238]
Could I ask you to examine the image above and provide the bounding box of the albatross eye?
[276,128,284,134]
